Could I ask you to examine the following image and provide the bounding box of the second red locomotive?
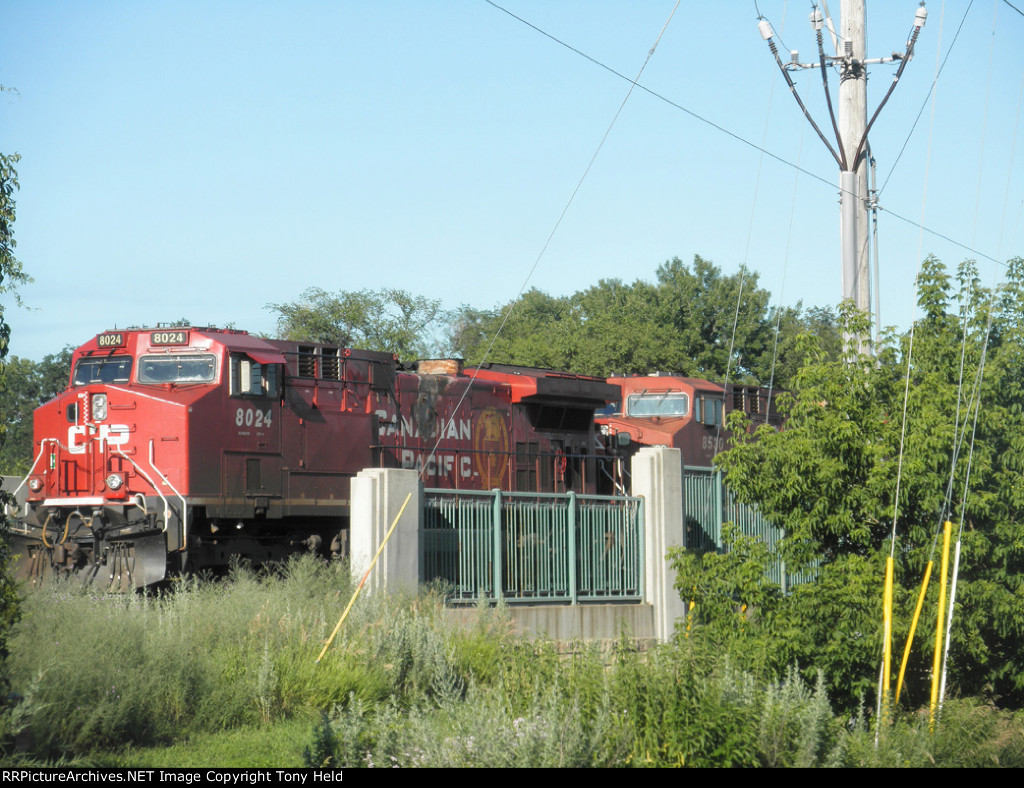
[598,373,783,473]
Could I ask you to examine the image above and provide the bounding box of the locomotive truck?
[5,326,619,589]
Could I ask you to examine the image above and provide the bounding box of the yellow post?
[895,561,933,707]
[930,521,952,730]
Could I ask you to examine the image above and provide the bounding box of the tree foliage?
[0,349,73,475]
[671,528,889,712]
[0,149,25,698]
[0,153,29,353]
[267,287,447,360]
[451,255,838,386]
[711,255,1024,708]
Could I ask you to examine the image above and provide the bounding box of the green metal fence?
[423,489,644,605]
[682,466,812,591]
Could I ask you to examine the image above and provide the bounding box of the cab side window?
[230,355,279,398]
[695,395,723,427]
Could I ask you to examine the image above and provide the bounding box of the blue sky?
[2,1,1022,361]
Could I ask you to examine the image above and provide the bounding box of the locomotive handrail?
[114,443,184,548]
[147,439,188,552]
[5,438,59,517]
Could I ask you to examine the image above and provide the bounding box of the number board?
[97,332,126,348]
[150,330,190,346]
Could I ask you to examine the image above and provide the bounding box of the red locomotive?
[7,327,618,588]
[598,373,783,471]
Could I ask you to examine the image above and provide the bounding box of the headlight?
[92,393,108,421]
[105,473,124,491]
[27,477,43,492]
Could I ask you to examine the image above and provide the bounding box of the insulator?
[809,8,824,31]
[758,19,774,41]
[915,5,928,28]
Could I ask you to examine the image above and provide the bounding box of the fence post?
[491,488,502,602]
[568,490,578,605]
[631,447,686,642]
[637,495,645,601]
[714,468,724,552]
[350,468,422,595]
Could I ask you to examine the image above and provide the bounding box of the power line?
[1002,0,1024,18]
[485,0,1016,273]
[881,204,1009,269]
[879,1,976,196]
[485,1,836,191]
[414,1,682,484]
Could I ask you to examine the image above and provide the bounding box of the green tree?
[0,149,26,698]
[267,287,447,359]
[0,348,73,475]
[712,256,1024,708]
[450,256,838,386]
[452,289,578,370]
[571,277,679,376]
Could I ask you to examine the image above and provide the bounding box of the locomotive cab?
[599,375,728,469]
[599,374,783,473]
[11,328,231,587]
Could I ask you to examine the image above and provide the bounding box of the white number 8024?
[235,407,272,428]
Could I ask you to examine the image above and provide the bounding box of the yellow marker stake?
[895,561,933,707]
[930,521,952,730]
[316,492,414,664]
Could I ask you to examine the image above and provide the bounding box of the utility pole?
[839,0,870,316]
[759,3,927,348]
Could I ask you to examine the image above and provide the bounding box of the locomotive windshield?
[73,356,133,386]
[627,392,689,418]
[138,354,217,384]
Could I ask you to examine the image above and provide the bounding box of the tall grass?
[5,556,452,757]
[3,556,1021,766]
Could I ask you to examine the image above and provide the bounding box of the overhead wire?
[940,0,999,528]
[487,0,838,191]
[715,0,793,457]
[938,21,1022,707]
[971,0,999,249]
[488,0,1014,295]
[939,305,993,711]
[931,1,998,533]
[765,90,802,423]
[879,1,976,197]
[998,72,1024,256]
[890,0,946,589]
[879,0,947,724]
[761,14,844,168]
[890,0,1022,717]
[1002,0,1024,18]
[815,20,846,169]
[415,0,684,484]
[879,0,1009,720]
[877,205,1008,268]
